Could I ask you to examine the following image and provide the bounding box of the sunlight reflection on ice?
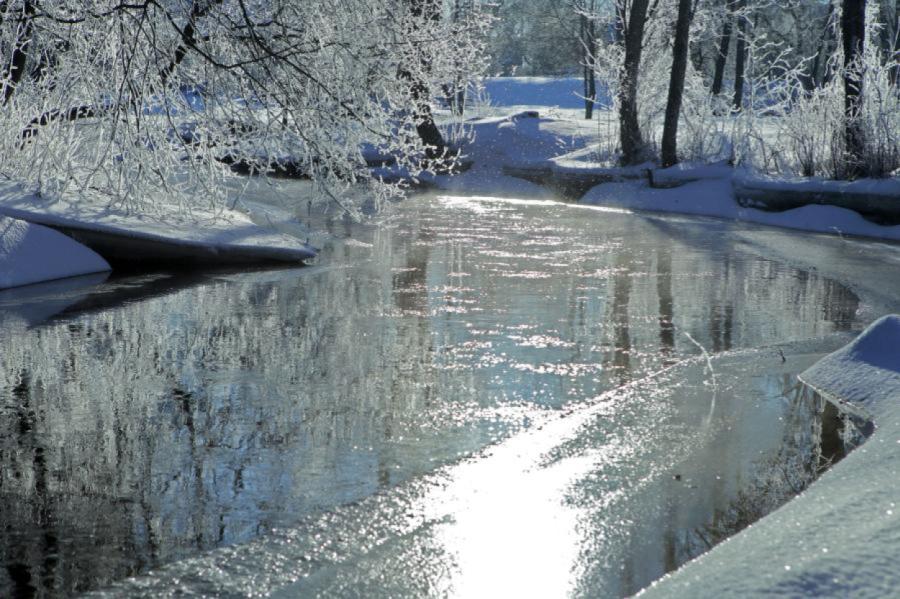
[422,395,623,598]
[436,194,633,216]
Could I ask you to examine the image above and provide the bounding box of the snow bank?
[581,176,900,243]
[734,175,900,225]
[641,315,900,598]
[738,174,900,198]
[0,182,317,265]
[0,216,110,290]
[802,315,900,409]
[429,112,597,197]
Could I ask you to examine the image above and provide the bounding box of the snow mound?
[430,113,597,197]
[0,182,317,265]
[801,315,900,408]
[0,216,110,290]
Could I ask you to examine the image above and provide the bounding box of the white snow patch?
[0,216,110,290]
[641,315,900,598]
[429,112,597,197]
[802,315,900,410]
[581,176,900,242]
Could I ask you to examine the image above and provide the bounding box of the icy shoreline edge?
[0,182,317,268]
[640,315,900,597]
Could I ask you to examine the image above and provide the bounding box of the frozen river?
[0,192,896,597]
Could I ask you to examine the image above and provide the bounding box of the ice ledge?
[640,315,900,598]
[0,182,317,266]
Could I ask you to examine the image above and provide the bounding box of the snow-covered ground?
[0,215,110,290]
[0,181,317,265]
[642,315,900,598]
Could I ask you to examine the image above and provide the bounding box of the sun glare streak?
[436,195,633,216]
[417,394,638,598]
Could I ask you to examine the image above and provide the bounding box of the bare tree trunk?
[618,0,652,165]
[580,9,597,119]
[2,1,35,105]
[880,0,895,61]
[842,0,866,178]
[732,0,748,112]
[711,12,733,97]
[613,0,627,45]
[661,0,694,168]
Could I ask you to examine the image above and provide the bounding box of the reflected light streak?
[420,395,633,598]
[436,195,633,216]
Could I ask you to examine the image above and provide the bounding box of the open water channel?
[0,190,893,597]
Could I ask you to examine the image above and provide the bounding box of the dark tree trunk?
[661,0,694,168]
[2,1,35,104]
[842,0,867,178]
[618,0,652,165]
[584,63,596,119]
[400,0,447,161]
[690,40,704,74]
[581,11,597,119]
[732,0,748,112]
[711,13,733,97]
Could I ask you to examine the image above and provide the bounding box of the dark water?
[0,194,870,596]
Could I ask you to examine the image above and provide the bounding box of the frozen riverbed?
[2,190,899,596]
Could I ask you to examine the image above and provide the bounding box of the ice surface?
[70,192,890,598]
[0,215,110,290]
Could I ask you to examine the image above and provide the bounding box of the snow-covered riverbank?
[642,315,900,597]
[0,181,316,281]
[434,77,900,245]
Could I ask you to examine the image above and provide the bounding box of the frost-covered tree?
[485,0,582,76]
[0,0,491,216]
